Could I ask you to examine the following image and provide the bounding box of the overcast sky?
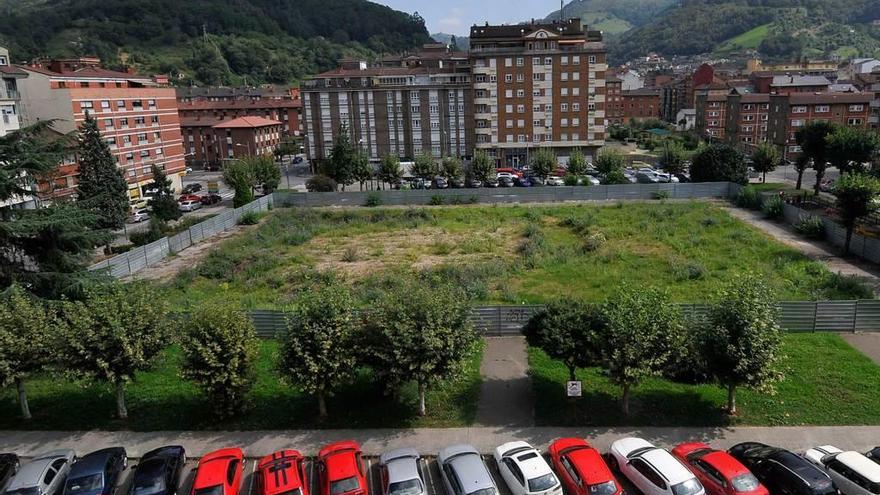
[375,0,562,35]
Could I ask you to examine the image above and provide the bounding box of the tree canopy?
[76,114,130,230]
[689,143,747,184]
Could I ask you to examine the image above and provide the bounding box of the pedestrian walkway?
[474,336,534,427]
[841,333,880,365]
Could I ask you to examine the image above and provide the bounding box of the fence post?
[126,253,133,277]
[143,246,149,269]
[854,300,860,333]
[497,305,502,337]
[812,301,819,332]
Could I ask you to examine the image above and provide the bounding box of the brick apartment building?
[176,86,300,137]
[659,64,716,123]
[469,19,607,166]
[606,75,623,125]
[748,73,832,95]
[16,57,185,203]
[300,44,473,163]
[180,116,282,169]
[621,87,661,123]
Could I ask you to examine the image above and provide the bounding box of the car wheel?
[605,454,619,473]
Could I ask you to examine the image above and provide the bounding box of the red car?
[191,448,245,495]
[178,194,201,203]
[257,450,308,495]
[672,443,768,495]
[549,438,623,495]
[317,441,368,495]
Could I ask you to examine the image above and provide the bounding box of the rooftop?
[623,87,661,97]
[771,75,831,87]
[178,99,300,111]
[212,116,282,129]
[19,64,154,82]
[788,92,872,104]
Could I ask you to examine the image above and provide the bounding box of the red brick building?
[176,98,300,137]
[621,87,661,123]
[181,116,282,169]
[605,75,624,125]
[769,92,873,158]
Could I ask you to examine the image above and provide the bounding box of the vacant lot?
[165,202,870,309]
[531,333,880,426]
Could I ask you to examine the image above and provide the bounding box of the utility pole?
[560,0,564,21]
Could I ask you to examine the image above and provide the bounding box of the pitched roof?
[623,87,661,97]
[180,116,224,127]
[0,65,28,76]
[771,75,831,87]
[18,64,152,81]
[212,116,282,129]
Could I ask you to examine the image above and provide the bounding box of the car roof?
[446,452,493,492]
[768,451,831,486]
[321,446,360,481]
[698,451,750,478]
[564,445,613,485]
[499,444,553,481]
[194,449,243,489]
[380,449,420,484]
[836,452,880,483]
[70,449,121,478]
[258,451,304,494]
[614,438,654,458]
[640,449,695,485]
[9,451,73,491]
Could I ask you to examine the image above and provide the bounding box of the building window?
[815,105,829,113]
[517,104,525,113]
[848,118,863,125]
[533,73,542,81]
[516,57,524,66]
[80,101,93,110]
[505,104,514,113]
[505,58,512,67]
[572,118,580,126]
[516,73,524,82]
[792,106,807,113]
[561,73,569,81]
[505,74,513,83]
[544,57,552,66]
[572,87,580,96]
[561,118,568,127]
[561,56,568,65]
[517,89,525,97]
[850,105,865,112]
[101,100,110,110]
[573,103,581,112]
[561,103,569,112]
[588,55,596,63]
[506,119,514,128]
[572,56,580,64]
[505,89,513,98]
[561,88,569,96]
[117,100,125,109]
[532,57,540,65]
[572,72,580,81]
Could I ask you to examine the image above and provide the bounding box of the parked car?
[548,438,622,495]
[867,448,880,465]
[184,167,193,175]
[636,171,661,184]
[622,172,638,184]
[317,441,368,495]
[674,173,691,183]
[63,448,127,495]
[190,448,244,495]
[466,178,483,188]
[200,194,222,205]
[293,156,304,164]
[449,178,464,189]
[437,444,497,495]
[130,209,150,223]
[378,448,425,495]
[497,172,518,181]
[257,450,308,495]
[804,446,880,495]
[514,177,532,187]
[0,454,20,492]
[484,177,499,188]
[6,450,76,495]
[178,194,201,203]
[671,443,767,495]
[183,183,203,194]
[499,177,515,188]
[546,176,565,186]
[179,200,202,212]
[728,443,836,495]
[433,177,449,189]
[608,438,705,495]
[127,445,186,495]
[583,176,601,186]
[493,441,560,495]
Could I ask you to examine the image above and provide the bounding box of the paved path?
[474,337,534,427]
[4,426,880,457]
[841,333,880,365]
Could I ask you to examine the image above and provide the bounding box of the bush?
[734,186,762,210]
[654,190,671,200]
[468,195,480,204]
[820,273,875,300]
[237,211,261,225]
[130,218,167,246]
[306,175,337,192]
[342,246,359,262]
[690,143,747,184]
[582,232,606,252]
[563,175,580,186]
[794,215,825,240]
[429,194,445,205]
[762,195,784,220]
[364,192,382,207]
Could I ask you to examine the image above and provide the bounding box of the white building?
[0,46,26,137]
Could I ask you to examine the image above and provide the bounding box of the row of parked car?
[4,439,877,495]
[129,189,223,223]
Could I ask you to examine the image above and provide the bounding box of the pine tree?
[76,114,130,230]
[146,165,181,223]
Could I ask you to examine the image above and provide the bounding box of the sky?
[374,0,562,36]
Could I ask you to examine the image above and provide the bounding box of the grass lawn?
[164,202,871,310]
[0,340,483,430]
[716,23,771,53]
[530,333,880,426]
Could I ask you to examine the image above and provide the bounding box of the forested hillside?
[0,0,431,85]
[546,0,678,34]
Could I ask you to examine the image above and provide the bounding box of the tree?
[180,303,258,418]
[411,152,437,180]
[146,165,181,222]
[523,299,604,382]
[750,143,781,184]
[325,124,356,190]
[701,274,783,415]
[658,141,688,177]
[76,114,129,230]
[599,286,683,416]
[689,143,747,184]
[59,282,170,420]
[352,151,373,191]
[531,148,557,181]
[833,173,880,254]
[222,159,255,207]
[279,281,359,418]
[378,154,402,189]
[826,126,880,176]
[365,282,478,416]
[567,148,588,177]
[793,154,810,191]
[441,156,463,183]
[795,121,835,194]
[0,285,54,419]
[249,155,281,194]
[470,150,494,183]
[594,149,626,182]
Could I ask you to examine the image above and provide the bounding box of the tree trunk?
[796,170,804,190]
[318,390,328,418]
[115,379,128,420]
[418,382,427,416]
[622,384,631,417]
[762,171,766,183]
[814,172,824,195]
[16,377,31,420]
[845,225,854,255]
[567,365,577,382]
[727,382,737,415]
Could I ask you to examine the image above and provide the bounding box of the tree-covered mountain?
[431,33,470,51]
[546,0,678,34]
[0,0,431,85]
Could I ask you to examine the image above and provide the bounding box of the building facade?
[181,116,282,168]
[621,87,661,123]
[605,75,624,125]
[176,86,300,137]
[0,46,25,137]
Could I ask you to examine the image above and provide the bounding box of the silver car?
[379,448,425,495]
[5,450,76,495]
[438,445,497,495]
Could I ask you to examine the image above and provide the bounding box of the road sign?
[207,181,220,194]
[567,380,582,397]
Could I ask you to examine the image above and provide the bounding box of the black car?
[128,446,186,495]
[483,177,499,188]
[182,183,202,194]
[466,178,483,188]
[293,156,304,164]
[498,176,514,187]
[449,178,464,188]
[0,453,20,491]
[63,447,127,495]
[200,193,222,206]
[867,447,880,464]
[729,443,837,495]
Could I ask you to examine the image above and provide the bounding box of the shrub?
[560,213,594,234]
[582,232,606,252]
[690,143,748,184]
[794,215,825,240]
[130,218,167,246]
[820,273,875,300]
[734,186,762,210]
[762,195,785,220]
[364,192,382,207]
[563,175,580,186]
[342,246,359,262]
[672,261,706,281]
[468,195,480,204]
[306,174,337,192]
[237,211,261,225]
[429,194,445,205]
[653,190,671,200]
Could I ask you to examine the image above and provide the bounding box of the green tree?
[524,299,604,382]
[249,155,282,195]
[59,282,170,420]
[180,303,258,419]
[793,154,810,191]
[701,274,784,415]
[352,151,373,191]
[365,282,478,416]
[599,285,683,416]
[795,121,835,194]
[411,152,437,180]
[834,173,880,254]
[378,154,402,189]
[531,148,557,181]
[76,114,129,230]
[750,143,781,184]
[594,149,626,182]
[325,124,357,190]
[279,281,359,418]
[222,159,255,207]
[567,148,588,177]
[0,285,54,419]
[690,143,747,184]
[441,156,463,183]
[826,127,880,175]
[470,150,494,184]
[146,165,181,222]
[658,141,688,177]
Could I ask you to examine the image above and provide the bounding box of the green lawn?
[716,23,771,53]
[530,333,880,426]
[164,202,872,310]
[0,340,483,430]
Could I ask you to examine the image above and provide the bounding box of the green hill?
[546,0,678,30]
[0,0,431,85]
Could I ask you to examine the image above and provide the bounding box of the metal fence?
[247,301,880,338]
[88,195,273,278]
[780,202,880,264]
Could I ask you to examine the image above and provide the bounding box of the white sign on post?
[566,380,582,397]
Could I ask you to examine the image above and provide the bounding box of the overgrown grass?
[0,340,483,430]
[530,333,880,426]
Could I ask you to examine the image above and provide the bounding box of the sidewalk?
[474,337,534,427]
[3,425,880,457]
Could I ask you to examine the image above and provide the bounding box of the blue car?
[63,448,127,495]
[515,177,532,187]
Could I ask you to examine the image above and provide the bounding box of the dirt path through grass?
[475,337,534,426]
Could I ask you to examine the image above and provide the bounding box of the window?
[505,58,512,67]
[588,55,596,63]
[571,132,579,140]
[561,88,569,96]
[560,133,568,141]
[517,89,525,97]
[505,74,513,83]
[850,104,865,112]
[792,106,807,113]
[848,118,863,125]
[516,74,524,82]
[630,460,665,490]
[505,104,513,113]
[505,90,513,98]
[103,118,114,129]
[561,103,569,112]
[572,72,580,81]
[533,73,542,81]
[544,57,552,66]
[532,57,540,65]
[517,119,525,127]
[227,459,240,486]
[791,119,805,127]
[561,118,568,127]
[132,100,143,109]
[533,119,542,127]
[101,100,110,109]
[147,99,156,109]
[815,105,829,113]
[516,57,524,67]
[744,115,755,121]
[80,101,93,110]
[506,119,514,128]
[572,87,580,96]
[572,118,580,126]
[573,103,580,112]
[561,73,569,81]
[533,89,541,97]
[517,104,525,113]
[518,134,526,142]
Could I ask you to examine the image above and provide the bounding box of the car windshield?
[133,471,167,495]
[672,479,703,495]
[194,486,224,495]
[389,479,422,495]
[468,489,496,495]
[528,474,558,493]
[731,474,760,493]
[588,481,618,495]
[330,477,361,495]
[66,474,104,495]
[7,488,41,495]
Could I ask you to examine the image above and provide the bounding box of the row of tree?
[525,274,783,416]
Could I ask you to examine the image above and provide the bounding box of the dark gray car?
[437,445,497,495]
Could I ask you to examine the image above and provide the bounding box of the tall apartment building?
[469,19,606,166]
[176,86,301,137]
[180,116,282,169]
[300,44,473,163]
[16,58,185,202]
[0,46,25,137]
[605,75,624,125]
[621,87,661,122]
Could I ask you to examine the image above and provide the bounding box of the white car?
[583,176,601,186]
[493,442,561,495]
[546,176,565,186]
[609,438,705,495]
[805,445,880,495]
[497,172,518,181]
[178,200,202,212]
[130,209,150,223]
